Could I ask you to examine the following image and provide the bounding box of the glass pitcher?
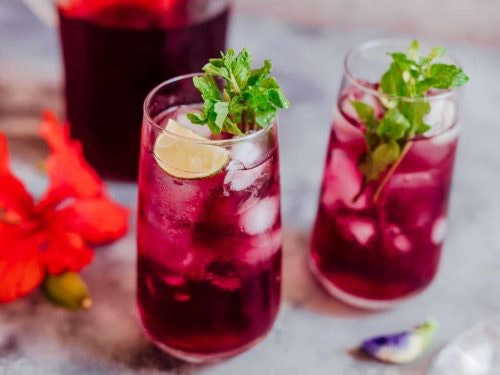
[22,0,232,180]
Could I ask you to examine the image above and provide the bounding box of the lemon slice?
[154,119,230,179]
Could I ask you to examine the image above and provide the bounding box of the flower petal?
[360,319,439,364]
[57,198,129,245]
[0,225,45,303]
[41,226,94,275]
[0,133,34,219]
[39,111,103,204]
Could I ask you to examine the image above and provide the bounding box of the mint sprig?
[187,48,290,136]
[351,40,469,201]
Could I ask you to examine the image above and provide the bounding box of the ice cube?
[335,216,375,246]
[150,176,204,225]
[432,217,447,245]
[322,149,366,210]
[431,123,460,146]
[383,224,412,253]
[428,321,500,375]
[210,276,241,291]
[393,234,412,252]
[241,196,280,235]
[425,99,457,138]
[238,229,282,265]
[349,220,375,246]
[386,171,437,228]
[163,274,186,287]
[231,141,262,169]
[339,83,385,121]
[163,241,195,271]
[173,292,191,302]
[175,111,212,138]
[224,159,272,193]
[206,261,242,291]
[333,114,363,143]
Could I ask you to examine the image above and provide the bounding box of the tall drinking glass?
[137,74,282,362]
[310,39,463,309]
[23,0,232,179]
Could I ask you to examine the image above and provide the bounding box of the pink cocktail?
[310,40,464,309]
[137,75,282,362]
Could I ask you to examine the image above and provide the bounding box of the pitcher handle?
[22,0,57,27]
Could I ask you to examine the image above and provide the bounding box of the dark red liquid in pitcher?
[58,1,230,179]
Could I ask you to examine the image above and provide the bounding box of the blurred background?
[238,0,500,47]
[1,0,500,374]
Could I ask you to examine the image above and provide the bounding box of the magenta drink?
[137,50,289,362]
[310,39,468,309]
[58,0,231,179]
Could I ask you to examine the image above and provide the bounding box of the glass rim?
[143,73,277,147]
[343,38,464,103]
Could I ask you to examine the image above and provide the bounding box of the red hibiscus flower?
[0,111,129,303]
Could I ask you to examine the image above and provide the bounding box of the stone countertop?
[1,2,500,374]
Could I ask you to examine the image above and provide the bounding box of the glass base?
[140,322,270,364]
[308,258,410,310]
[151,339,262,364]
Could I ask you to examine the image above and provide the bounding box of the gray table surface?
[1,1,500,374]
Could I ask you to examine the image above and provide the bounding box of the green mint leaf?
[351,101,375,126]
[354,40,469,201]
[429,46,446,60]
[408,40,420,61]
[416,123,432,135]
[381,62,407,97]
[366,141,401,181]
[359,141,401,181]
[256,109,277,127]
[267,88,290,109]
[248,60,273,86]
[186,113,206,125]
[371,140,401,178]
[399,99,431,135]
[214,102,229,129]
[233,48,252,89]
[193,76,222,101]
[377,108,411,140]
[429,63,469,89]
[202,63,229,80]
[189,49,289,135]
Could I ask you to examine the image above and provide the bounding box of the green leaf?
[381,63,406,97]
[193,76,222,101]
[377,108,411,140]
[188,48,289,135]
[267,88,290,109]
[360,141,401,181]
[214,102,229,129]
[203,63,230,80]
[248,60,273,86]
[223,117,244,136]
[428,46,446,60]
[186,113,206,125]
[354,40,468,197]
[408,40,420,61]
[351,101,375,125]
[233,48,252,88]
[416,123,432,135]
[429,63,469,88]
[399,99,431,135]
[256,109,277,127]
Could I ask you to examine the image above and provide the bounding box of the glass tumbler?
[310,39,464,309]
[137,74,282,362]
